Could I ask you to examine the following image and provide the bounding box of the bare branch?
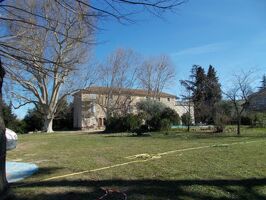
[138,55,175,98]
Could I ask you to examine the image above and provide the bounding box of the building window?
[167,98,170,102]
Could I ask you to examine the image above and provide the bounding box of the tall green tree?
[259,74,266,91]
[191,65,207,123]
[205,65,222,123]
[23,107,43,132]
[53,100,73,131]
[2,102,16,127]
[23,99,73,132]
[181,65,221,124]
[179,79,194,131]
[2,101,26,134]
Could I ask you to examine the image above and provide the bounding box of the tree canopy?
[180,65,222,124]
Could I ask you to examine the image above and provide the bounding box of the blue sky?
[94,0,266,93]
[13,0,266,118]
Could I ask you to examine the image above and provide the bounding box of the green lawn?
[5,128,266,200]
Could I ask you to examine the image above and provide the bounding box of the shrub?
[181,112,192,126]
[23,108,43,132]
[106,100,180,134]
[53,102,74,131]
[105,116,122,132]
[135,124,149,136]
[146,114,161,131]
[213,102,232,133]
[105,114,142,133]
[160,118,171,131]
[213,112,228,133]
[124,114,143,132]
[137,100,180,132]
[136,100,166,120]
[250,112,266,128]
[241,115,252,125]
[147,113,175,131]
[161,107,180,125]
[213,101,234,126]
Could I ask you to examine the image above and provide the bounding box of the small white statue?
[5,128,17,151]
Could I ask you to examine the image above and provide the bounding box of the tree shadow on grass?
[6,175,266,200]
[102,132,266,141]
[104,133,152,138]
[33,167,63,177]
[176,133,266,140]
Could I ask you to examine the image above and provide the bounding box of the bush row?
[105,100,182,134]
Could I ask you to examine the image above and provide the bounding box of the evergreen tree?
[23,108,44,132]
[53,99,74,131]
[179,79,194,131]
[205,65,222,123]
[191,65,208,123]
[2,101,26,134]
[181,65,222,124]
[259,75,266,91]
[2,102,16,128]
[23,100,74,132]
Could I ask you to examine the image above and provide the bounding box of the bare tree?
[138,55,175,98]
[0,0,185,67]
[3,0,96,132]
[224,71,254,135]
[96,48,139,118]
[0,0,185,58]
[0,0,185,196]
[0,0,183,132]
[179,79,194,132]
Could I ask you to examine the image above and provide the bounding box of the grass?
[5,127,266,200]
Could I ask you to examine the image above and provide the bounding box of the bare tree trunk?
[0,60,7,195]
[43,115,54,133]
[187,103,191,132]
[237,117,241,135]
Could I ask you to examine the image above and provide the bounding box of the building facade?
[73,87,194,130]
[248,88,266,111]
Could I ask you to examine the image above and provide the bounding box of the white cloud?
[171,42,228,57]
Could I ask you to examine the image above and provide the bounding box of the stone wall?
[248,89,266,111]
[73,92,195,130]
[73,93,82,128]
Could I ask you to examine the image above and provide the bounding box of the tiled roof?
[248,88,266,111]
[75,86,177,98]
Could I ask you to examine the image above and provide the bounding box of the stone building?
[248,88,266,111]
[73,86,194,130]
